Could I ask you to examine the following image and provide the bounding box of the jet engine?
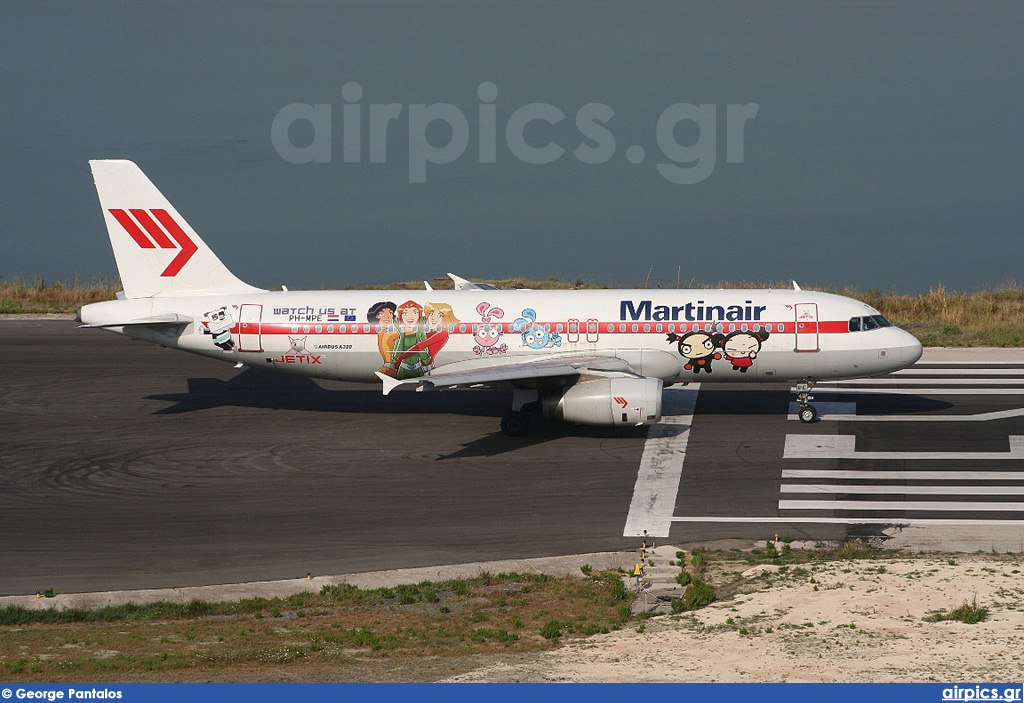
[545,376,663,427]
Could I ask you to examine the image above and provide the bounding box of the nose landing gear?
[795,380,818,423]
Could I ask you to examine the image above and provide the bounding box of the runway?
[1,321,1022,595]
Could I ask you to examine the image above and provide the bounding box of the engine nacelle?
[549,377,663,427]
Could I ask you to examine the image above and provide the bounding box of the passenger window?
[848,317,861,332]
[631,323,638,332]
[656,324,663,333]
[606,324,614,333]
[459,324,466,333]
[619,323,626,332]
[327,325,334,333]
[863,316,879,331]
[643,323,651,333]
[315,325,322,333]
[364,324,371,333]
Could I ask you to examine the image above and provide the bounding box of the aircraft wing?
[375,355,637,395]
[78,313,194,329]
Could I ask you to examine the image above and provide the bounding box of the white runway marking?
[913,361,1024,366]
[624,386,700,538]
[670,516,1024,525]
[796,388,1024,395]
[892,368,1024,376]
[784,434,1024,460]
[781,484,1024,495]
[778,500,1024,512]
[820,378,1024,385]
[785,402,856,420]
[782,469,1024,480]
[788,407,1024,423]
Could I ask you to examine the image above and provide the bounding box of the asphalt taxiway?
[1,321,1022,595]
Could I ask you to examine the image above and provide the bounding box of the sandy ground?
[447,555,1024,682]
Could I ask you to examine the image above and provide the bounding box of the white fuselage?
[79,288,923,385]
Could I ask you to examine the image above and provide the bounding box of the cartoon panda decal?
[202,306,235,351]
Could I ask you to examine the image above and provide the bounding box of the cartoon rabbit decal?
[473,302,508,356]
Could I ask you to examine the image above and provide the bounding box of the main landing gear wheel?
[501,412,529,437]
[798,405,818,424]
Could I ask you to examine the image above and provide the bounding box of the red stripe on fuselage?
[234,320,850,336]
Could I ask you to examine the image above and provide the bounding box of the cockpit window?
[850,314,893,332]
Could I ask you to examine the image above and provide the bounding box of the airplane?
[78,160,924,435]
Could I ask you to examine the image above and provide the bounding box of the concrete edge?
[0,551,635,611]
[0,314,77,320]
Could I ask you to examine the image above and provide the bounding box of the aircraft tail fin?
[88,160,264,299]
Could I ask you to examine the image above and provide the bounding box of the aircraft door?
[794,303,819,352]
[238,304,263,352]
[568,319,580,344]
[586,318,599,344]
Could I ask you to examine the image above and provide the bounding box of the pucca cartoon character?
[511,308,561,350]
[667,330,723,374]
[472,302,508,356]
[721,329,769,372]
[202,306,235,352]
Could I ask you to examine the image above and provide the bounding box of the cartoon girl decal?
[420,301,460,368]
[387,300,460,378]
[721,329,769,372]
[368,300,399,377]
[424,302,459,333]
[390,300,430,379]
[667,330,723,374]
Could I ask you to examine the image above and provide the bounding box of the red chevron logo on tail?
[109,208,198,276]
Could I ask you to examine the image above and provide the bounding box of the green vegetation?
[4,275,1023,346]
[925,596,990,624]
[0,571,633,683]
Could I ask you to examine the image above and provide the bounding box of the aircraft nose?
[900,330,923,366]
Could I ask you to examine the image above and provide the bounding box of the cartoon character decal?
[473,302,507,356]
[667,327,770,374]
[511,309,562,350]
[287,336,309,355]
[667,330,722,374]
[380,300,460,379]
[369,300,399,377]
[721,329,770,372]
[202,306,235,351]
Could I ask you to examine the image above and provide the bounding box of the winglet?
[375,371,407,396]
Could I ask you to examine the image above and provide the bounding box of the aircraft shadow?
[148,368,507,417]
[695,388,953,416]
